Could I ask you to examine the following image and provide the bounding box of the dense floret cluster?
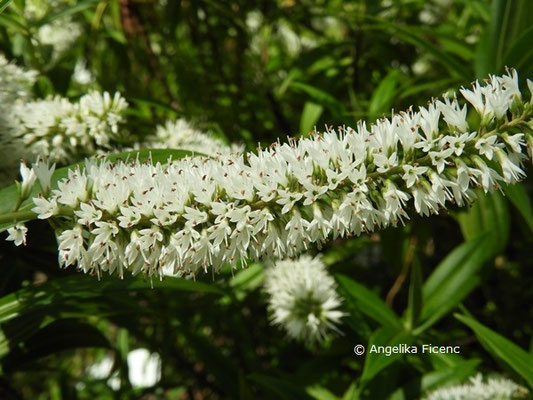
[6,70,533,278]
[264,255,344,343]
[423,373,529,400]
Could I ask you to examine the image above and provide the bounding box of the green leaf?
[35,0,99,26]
[0,12,28,34]
[456,313,533,387]
[360,326,413,383]
[300,101,324,135]
[0,0,12,14]
[290,82,345,116]
[249,374,314,400]
[369,21,469,79]
[455,190,510,255]
[503,183,533,232]
[417,235,493,333]
[306,385,340,400]
[1,319,110,370]
[335,274,402,329]
[405,259,422,331]
[368,69,401,121]
[0,274,225,326]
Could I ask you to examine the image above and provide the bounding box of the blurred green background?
[0,0,532,399]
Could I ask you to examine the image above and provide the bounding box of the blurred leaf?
[1,319,110,370]
[360,326,413,383]
[455,190,510,255]
[306,385,340,400]
[335,274,402,329]
[368,69,401,121]
[183,329,246,398]
[456,313,533,387]
[417,235,493,333]
[0,0,12,14]
[503,183,533,232]
[290,82,345,116]
[370,22,469,78]
[300,102,324,135]
[249,374,314,400]
[0,274,225,325]
[0,12,28,33]
[405,259,422,331]
[36,0,99,26]
[476,0,533,77]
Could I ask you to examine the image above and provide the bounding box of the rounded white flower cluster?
[0,54,37,102]
[423,373,529,400]
[145,119,244,156]
[5,91,128,163]
[11,70,533,278]
[264,255,344,343]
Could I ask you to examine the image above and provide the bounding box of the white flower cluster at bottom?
[264,255,344,343]
[423,373,528,400]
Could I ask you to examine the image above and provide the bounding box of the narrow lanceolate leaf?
[336,274,402,329]
[455,190,510,255]
[405,259,422,330]
[503,183,533,232]
[0,0,13,14]
[361,326,413,383]
[456,313,533,387]
[417,235,493,333]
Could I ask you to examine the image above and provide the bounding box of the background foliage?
[0,0,532,399]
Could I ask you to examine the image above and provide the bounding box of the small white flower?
[264,255,344,343]
[19,162,37,200]
[32,196,58,219]
[402,165,428,188]
[475,135,499,160]
[6,224,28,246]
[31,157,56,195]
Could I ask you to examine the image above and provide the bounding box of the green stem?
[0,210,38,225]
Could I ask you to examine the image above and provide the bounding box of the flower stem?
[0,210,38,225]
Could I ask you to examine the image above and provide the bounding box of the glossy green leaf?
[417,235,493,332]
[300,101,324,135]
[456,313,533,387]
[335,274,402,329]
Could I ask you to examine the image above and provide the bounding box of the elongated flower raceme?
[422,373,529,400]
[4,70,533,278]
[264,255,344,343]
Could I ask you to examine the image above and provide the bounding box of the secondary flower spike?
[264,255,344,343]
[9,70,533,278]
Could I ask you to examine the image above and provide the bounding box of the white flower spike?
[3,69,530,279]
